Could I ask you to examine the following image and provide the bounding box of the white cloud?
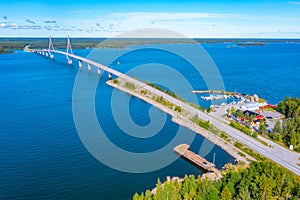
[288,1,300,4]
[105,12,244,21]
[1,11,299,38]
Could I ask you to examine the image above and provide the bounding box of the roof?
[245,102,266,108]
[242,110,259,116]
[255,115,265,120]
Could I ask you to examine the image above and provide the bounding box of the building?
[241,110,265,122]
[240,102,267,112]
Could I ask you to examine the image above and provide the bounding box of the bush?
[252,132,258,138]
[234,142,243,148]
[174,106,182,113]
[124,82,136,90]
[229,121,254,137]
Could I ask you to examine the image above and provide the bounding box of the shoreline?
[106,80,255,166]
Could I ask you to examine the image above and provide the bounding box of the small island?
[0,47,13,54]
[237,42,267,47]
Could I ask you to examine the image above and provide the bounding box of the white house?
[240,102,267,111]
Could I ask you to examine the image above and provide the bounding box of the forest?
[133,161,300,200]
[271,97,300,152]
[133,97,300,200]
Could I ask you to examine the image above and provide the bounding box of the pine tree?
[220,186,232,200]
[144,190,152,200]
[236,187,251,200]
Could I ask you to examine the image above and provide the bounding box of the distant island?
[0,38,299,52]
[237,42,267,47]
[0,47,13,54]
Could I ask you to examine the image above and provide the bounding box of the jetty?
[191,90,234,95]
[200,94,232,101]
[174,144,221,175]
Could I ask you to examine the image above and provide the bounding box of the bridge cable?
[66,35,73,64]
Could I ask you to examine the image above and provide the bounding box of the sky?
[0,0,300,38]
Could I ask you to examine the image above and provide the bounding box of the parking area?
[210,102,283,132]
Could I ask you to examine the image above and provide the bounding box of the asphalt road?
[137,82,300,176]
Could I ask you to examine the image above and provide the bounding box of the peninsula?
[107,76,300,176]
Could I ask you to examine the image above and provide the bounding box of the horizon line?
[1,36,300,40]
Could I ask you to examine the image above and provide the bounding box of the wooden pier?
[174,144,221,175]
[191,90,234,95]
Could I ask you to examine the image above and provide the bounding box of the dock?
[174,144,221,175]
[191,90,234,95]
[200,94,232,101]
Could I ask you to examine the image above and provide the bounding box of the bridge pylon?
[66,36,73,64]
[48,36,55,59]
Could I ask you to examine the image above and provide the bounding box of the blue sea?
[0,42,299,199]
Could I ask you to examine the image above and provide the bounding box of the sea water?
[0,42,299,199]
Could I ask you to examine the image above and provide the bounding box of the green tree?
[270,121,283,142]
[175,106,182,113]
[273,121,282,134]
[236,188,251,200]
[276,97,300,118]
[237,110,243,119]
[230,107,236,116]
[206,187,220,200]
[133,161,300,200]
[245,112,250,121]
[133,192,144,200]
[290,130,297,147]
[259,122,267,135]
[181,175,191,197]
[144,190,152,200]
[207,107,212,113]
[153,179,162,200]
[220,186,232,200]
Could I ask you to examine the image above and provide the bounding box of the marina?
[200,94,232,101]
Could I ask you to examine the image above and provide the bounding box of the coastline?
[106,79,255,165]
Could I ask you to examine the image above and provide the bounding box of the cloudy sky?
[0,0,300,38]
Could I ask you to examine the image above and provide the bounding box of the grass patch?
[242,147,266,161]
[146,81,207,112]
[220,132,228,139]
[238,152,246,157]
[124,82,136,90]
[229,121,255,137]
[234,142,244,149]
[190,114,211,130]
[258,139,272,147]
[233,141,266,161]
[152,95,174,110]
